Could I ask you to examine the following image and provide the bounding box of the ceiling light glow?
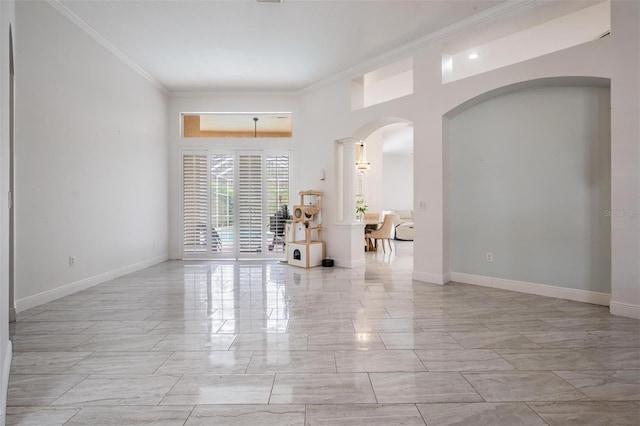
[468,52,479,60]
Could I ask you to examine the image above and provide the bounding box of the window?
[265,154,290,251]
[237,154,263,253]
[210,154,235,254]
[182,151,290,258]
[182,153,209,254]
[183,112,292,138]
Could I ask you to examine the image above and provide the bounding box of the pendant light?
[355,141,371,173]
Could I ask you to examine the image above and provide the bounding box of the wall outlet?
[68,256,76,267]
[485,252,493,262]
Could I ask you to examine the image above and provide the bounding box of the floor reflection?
[9,240,640,425]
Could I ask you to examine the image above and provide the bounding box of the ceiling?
[57,0,505,93]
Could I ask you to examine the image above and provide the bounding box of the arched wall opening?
[352,117,412,141]
[443,77,612,304]
[337,116,413,221]
[354,119,414,218]
[330,116,413,268]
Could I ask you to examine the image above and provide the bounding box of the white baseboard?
[610,301,640,319]
[333,257,366,269]
[15,254,169,312]
[412,271,447,285]
[450,272,610,306]
[1,341,12,426]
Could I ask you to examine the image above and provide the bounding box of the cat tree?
[286,190,325,268]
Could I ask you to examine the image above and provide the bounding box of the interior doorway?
[349,117,414,263]
[380,124,414,218]
[359,122,414,239]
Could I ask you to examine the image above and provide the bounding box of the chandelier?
[355,141,371,173]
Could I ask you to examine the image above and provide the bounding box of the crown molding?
[298,0,537,95]
[46,0,169,94]
[170,90,298,98]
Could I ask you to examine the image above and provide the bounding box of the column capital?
[336,137,361,145]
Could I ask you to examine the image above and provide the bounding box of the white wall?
[296,0,639,317]
[0,1,15,421]
[157,1,639,315]
[446,1,611,83]
[449,85,611,293]
[363,70,414,108]
[383,154,413,211]
[607,0,640,318]
[435,0,638,316]
[14,1,169,311]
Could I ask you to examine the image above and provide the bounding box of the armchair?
[365,214,394,253]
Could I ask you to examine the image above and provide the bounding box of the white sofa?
[394,209,414,241]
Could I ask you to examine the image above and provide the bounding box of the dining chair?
[365,214,394,253]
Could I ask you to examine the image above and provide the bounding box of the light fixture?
[253,117,258,137]
[355,141,371,173]
[468,52,479,60]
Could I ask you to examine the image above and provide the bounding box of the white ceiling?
[57,0,505,93]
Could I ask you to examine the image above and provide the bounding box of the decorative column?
[340,138,358,223]
[331,138,366,268]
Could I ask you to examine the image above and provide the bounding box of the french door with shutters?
[182,150,290,259]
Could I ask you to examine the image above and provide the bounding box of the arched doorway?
[332,117,414,267]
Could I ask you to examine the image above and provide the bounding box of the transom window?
[183,113,292,138]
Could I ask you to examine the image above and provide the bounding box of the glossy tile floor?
[7,242,640,425]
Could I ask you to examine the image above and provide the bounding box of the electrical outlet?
[68,256,76,267]
[485,252,493,262]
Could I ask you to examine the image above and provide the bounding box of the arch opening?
[337,116,415,256]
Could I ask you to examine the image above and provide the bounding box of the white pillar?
[338,138,358,223]
[330,138,365,268]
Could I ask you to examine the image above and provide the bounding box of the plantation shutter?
[183,153,209,253]
[210,153,235,254]
[182,150,290,258]
[265,155,290,253]
[238,154,263,253]
[265,154,290,215]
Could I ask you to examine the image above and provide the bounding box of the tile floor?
[7,242,640,425]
